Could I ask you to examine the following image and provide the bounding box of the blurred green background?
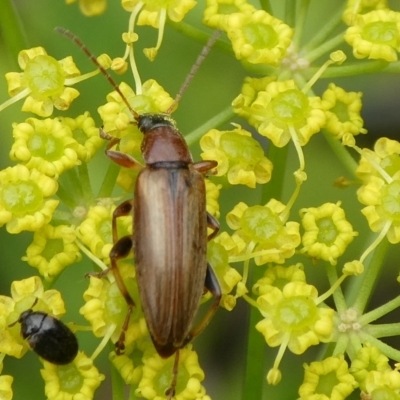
[1,0,400,399]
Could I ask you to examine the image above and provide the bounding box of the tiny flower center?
[42,238,64,261]
[381,180,400,221]
[28,132,64,161]
[98,219,112,244]
[24,55,65,98]
[154,359,190,397]
[331,101,349,122]
[72,128,88,145]
[240,205,283,243]
[1,181,43,215]
[220,133,263,164]
[243,23,278,49]
[315,371,338,397]
[362,21,398,45]
[57,363,84,393]
[316,218,338,245]
[104,282,130,327]
[270,89,309,123]
[275,296,317,330]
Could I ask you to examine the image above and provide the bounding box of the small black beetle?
[13,308,78,365]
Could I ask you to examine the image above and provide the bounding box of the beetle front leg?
[100,127,143,170]
[184,263,221,345]
[207,212,219,241]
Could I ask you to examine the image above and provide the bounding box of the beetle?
[56,28,222,398]
[9,299,79,365]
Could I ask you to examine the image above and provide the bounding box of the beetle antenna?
[55,27,140,121]
[167,30,221,114]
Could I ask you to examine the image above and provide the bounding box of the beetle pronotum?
[56,27,222,398]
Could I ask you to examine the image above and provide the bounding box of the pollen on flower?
[200,126,273,188]
[40,351,105,399]
[4,47,80,116]
[344,9,400,62]
[298,355,358,399]
[321,83,367,139]
[221,9,293,66]
[10,117,80,177]
[300,202,358,265]
[22,224,82,280]
[0,164,59,234]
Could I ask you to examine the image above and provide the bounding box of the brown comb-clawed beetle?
[56,27,222,398]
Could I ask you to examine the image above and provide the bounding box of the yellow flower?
[200,127,273,188]
[10,117,80,177]
[41,352,105,400]
[344,9,400,62]
[22,224,82,280]
[356,137,400,183]
[0,165,59,234]
[222,9,293,65]
[59,112,103,162]
[321,83,367,139]
[226,199,301,265]
[77,204,132,261]
[136,346,209,400]
[65,0,107,16]
[0,375,13,400]
[256,282,334,354]
[300,202,358,265]
[203,0,256,29]
[233,79,326,147]
[343,0,389,26]
[299,355,358,399]
[98,80,174,135]
[4,47,80,116]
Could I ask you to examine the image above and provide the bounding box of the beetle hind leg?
[165,350,180,400]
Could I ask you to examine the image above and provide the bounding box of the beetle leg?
[100,127,143,169]
[108,234,136,354]
[192,160,218,174]
[184,263,221,345]
[207,212,220,241]
[165,350,180,400]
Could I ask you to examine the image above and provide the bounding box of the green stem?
[302,6,344,53]
[322,131,359,178]
[358,331,400,361]
[293,0,310,48]
[284,0,297,29]
[0,0,28,67]
[359,295,400,325]
[110,354,126,400]
[347,237,390,314]
[306,31,346,63]
[259,0,272,14]
[78,163,94,205]
[65,168,84,205]
[56,181,77,210]
[185,106,235,146]
[332,334,349,356]
[366,323,400,338]
[97,162,119,198]
[325,264,347,313]
[307,60,389,78]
